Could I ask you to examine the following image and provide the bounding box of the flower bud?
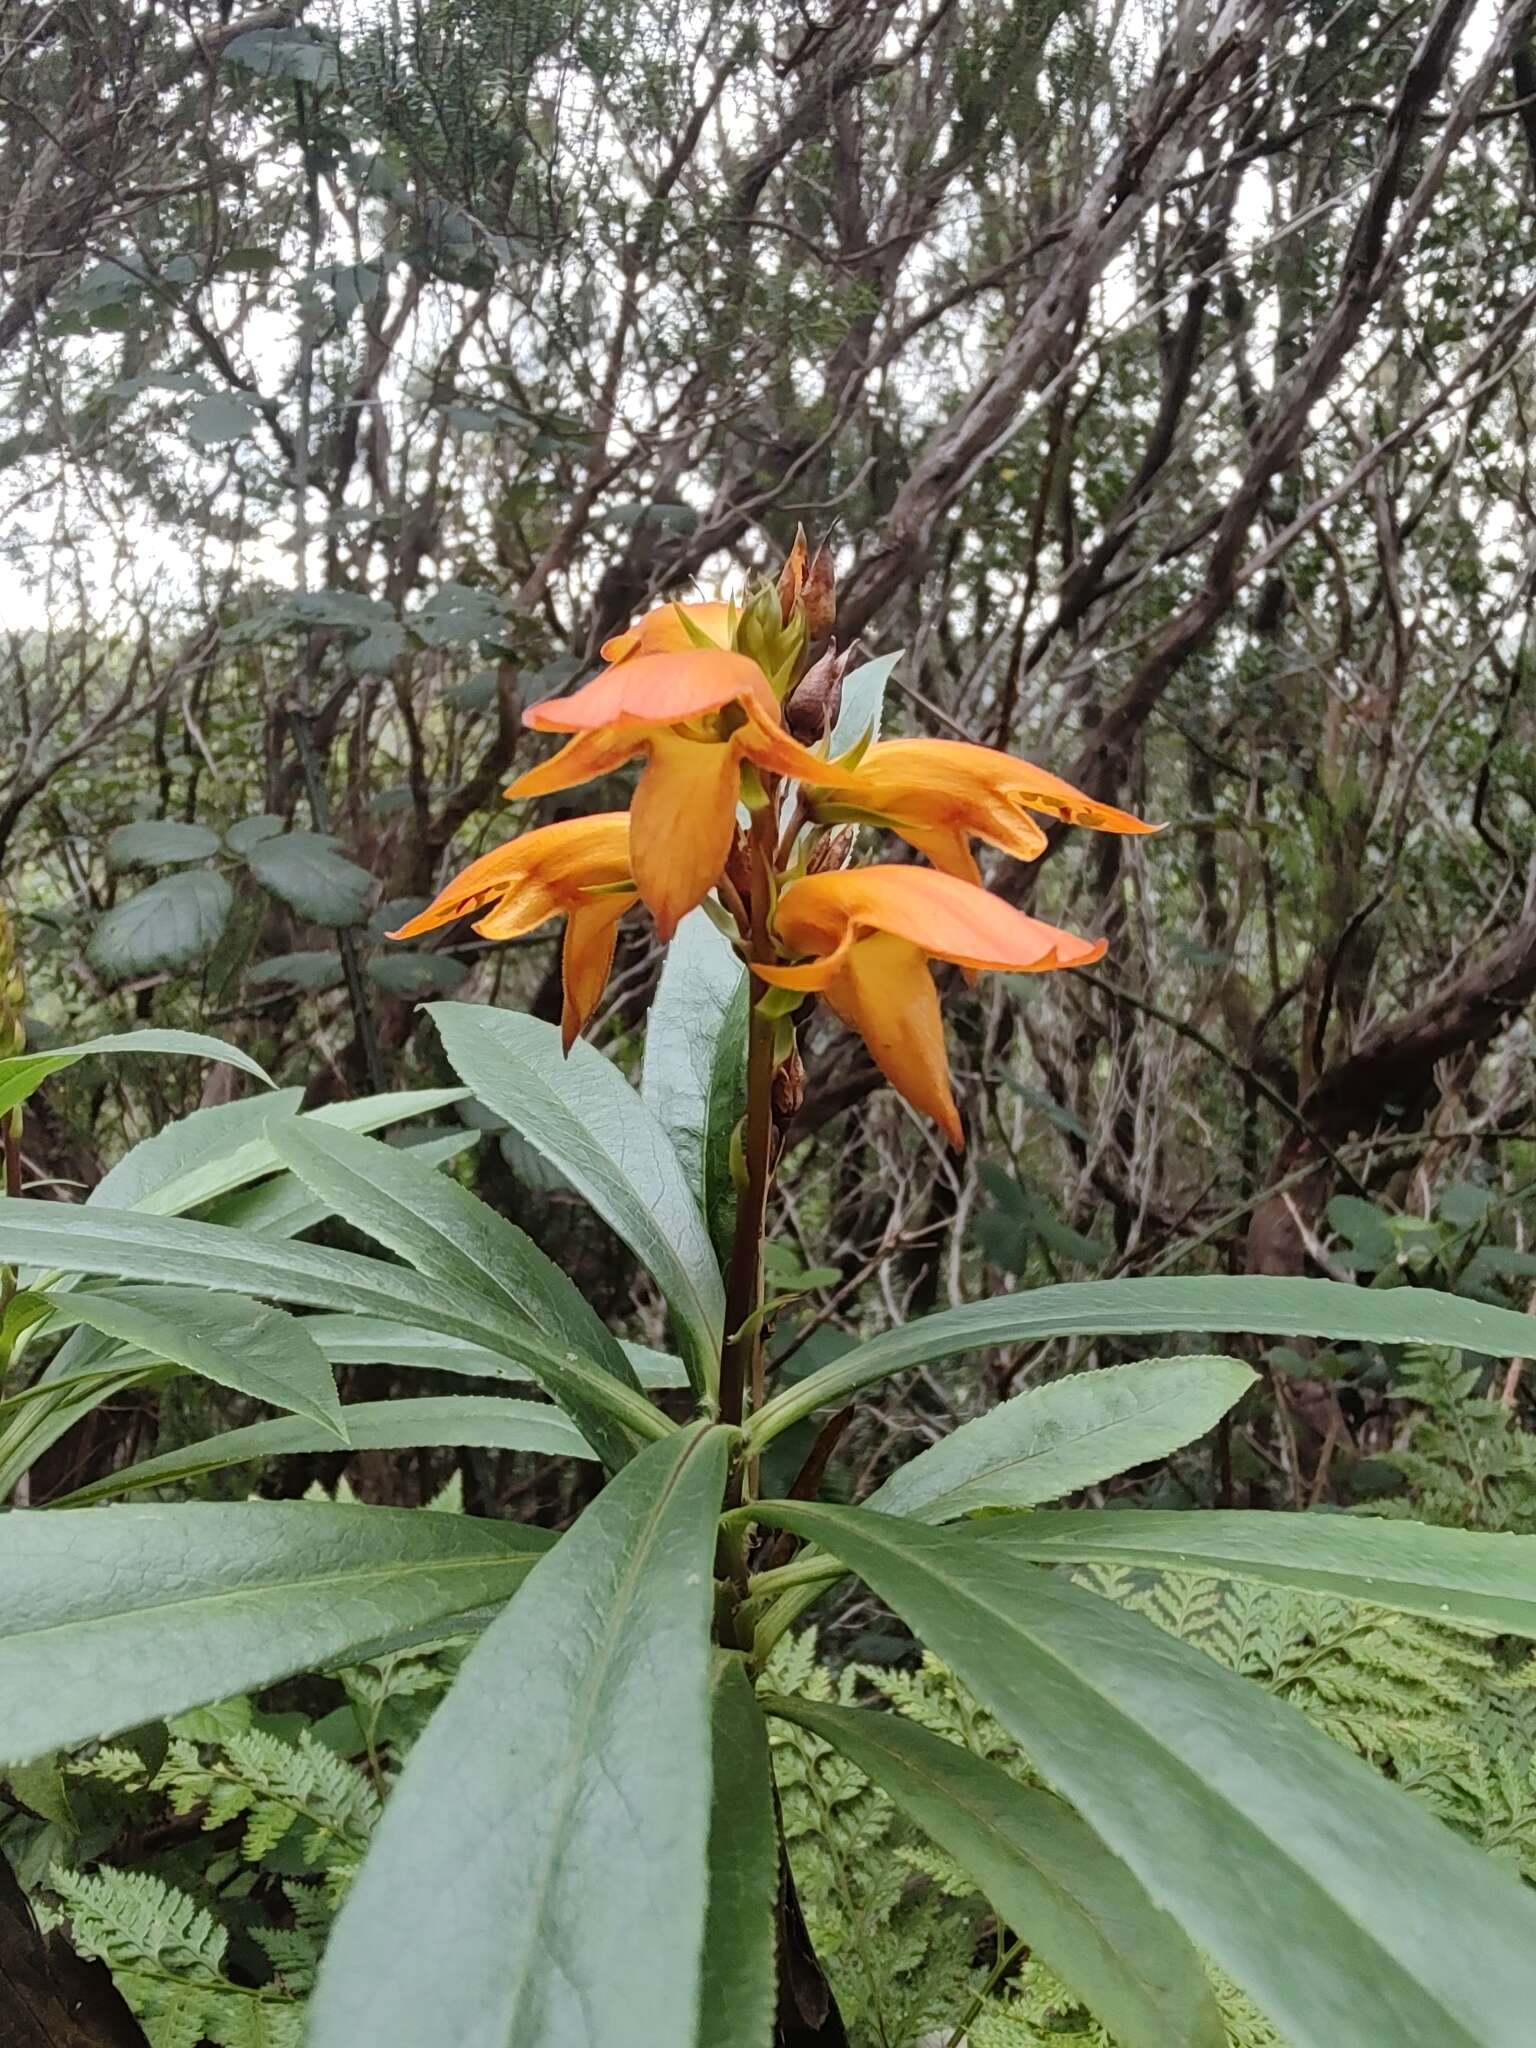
[777,527,808,624]
[802,541,835,643]
[784,641,853,743]
[0,901,24,1062]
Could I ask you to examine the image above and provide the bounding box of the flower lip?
[386,812,633,942]
[524,648,771,734]
[760,864,1107,984]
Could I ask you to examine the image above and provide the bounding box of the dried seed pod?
[806,825,857,874]
[784,641,851,743]
[772,1042,805,1123]
[724,825,754,908]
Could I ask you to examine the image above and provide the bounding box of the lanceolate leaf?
[42,1285,345,1439]
[0,1503,553,1763]
[0,1029,271,1121]
[768,1697,1223,2048]
[310,1425,730,2048]
[750,1502,1536,2048]
[429,1003,725,1393]
[699,1659,778,2048]
[976,1509,1536,1639]
[268,1119,641,1418]
[55,1396,593,1506]
[97,1084,468,1218]
[747,1276,1536,1446]
[198,1127,476,1243]
[300,1316,688,1389]
[641,908,748,1259]
[0,1201,671,1460]
[864,1356,1254,1523]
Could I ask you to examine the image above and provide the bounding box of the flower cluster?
[393,538,1150,1145]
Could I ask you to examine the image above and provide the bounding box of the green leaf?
[828,652,898,753]
[42,1285,345,1439]
[0,1201,672,1453]
[747,1275,1536,1448]
[1478,1244,1536,1279]
[247,950,345,991]
[55,1395,592,1505]
[268,1119,644,1468]
[699,1659,777,2048]
[749,1502,1536,2048]
[310,1425,729,2048]
[0,1502,551,1763]
[85,871,234,979]
[133,1085,469,1221]
[365,951,469,997]
[1326,1195,1395,1264]
[223,25,339,85]
[105,820,221,870]
[768,1696,1223,2048]
[303,1316,687,1390]
[0,1029,271,1121]
[865,1356,1255,1523]
[429,1004,725,1394]
[976,1508,1536,1638]
[641,908,747,1264]
[1438,1181,1491,1229]
[244,832,373,926]
[0,1359,172,1500]
[407,581,506,648]
[185,392,260,445]
[225,814,286,854]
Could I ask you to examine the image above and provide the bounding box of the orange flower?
[810,737,1153,885]
[754,865,1105,1147]
[508,647,856,940]
[389,814,636,1051]
[599,599,732,664]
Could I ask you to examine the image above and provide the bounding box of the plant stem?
[943,1934,1028,2048]
[720,810,779,1439]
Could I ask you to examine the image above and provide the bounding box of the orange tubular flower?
[755,865,1106,1148]
[599,598,733,664]
[389,813,636,1051]
[507,644,857,940]
[810,737,1153,886]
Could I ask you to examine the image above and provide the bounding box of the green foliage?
[1372,1344,1536,1533]
[51,1866,306,2048]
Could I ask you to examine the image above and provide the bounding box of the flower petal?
[630,731,744,941]
[815,737,1149,870]
[505,727,642,801]
[775,865,1106,975]
[600,600,733,664]
[823,934,963,1148]
[560,892,634,1050]
[736,694,867,788]
[392,814,631,943]
[526,649,767,733]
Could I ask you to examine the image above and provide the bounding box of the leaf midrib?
[2,1544,543,1650]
